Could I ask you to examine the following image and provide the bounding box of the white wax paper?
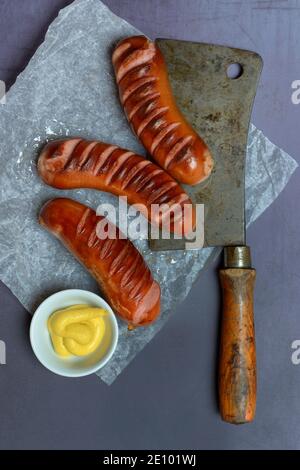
[0,0,297,384]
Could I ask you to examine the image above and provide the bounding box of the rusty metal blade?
[150,39,262,251]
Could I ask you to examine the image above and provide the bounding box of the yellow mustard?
[47,304,107,357]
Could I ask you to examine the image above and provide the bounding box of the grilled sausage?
[38,138,195,236]
[112,36,213,186]
[39,198,161,327]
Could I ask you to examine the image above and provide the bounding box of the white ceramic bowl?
[30,289,118,377]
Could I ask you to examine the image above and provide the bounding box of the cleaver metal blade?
[150,39,263,251]
[149,39,263,425]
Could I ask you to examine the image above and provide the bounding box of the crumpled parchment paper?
[0,0,297,384]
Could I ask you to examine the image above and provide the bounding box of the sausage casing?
[112,36,213,186]
[38,138,195,236]
[39,198,161,327]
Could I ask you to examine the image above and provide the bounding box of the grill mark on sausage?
[128,268,151,301]
[64,140,90,170]
[128,92,160,120]
[119,64,152,91]
[87,212,177,300]
[151,122,181,155]
[159,193,190,224]
[99,237,115,261]
[126,260,149,298]
[133,168,162,194]
[164,192,191,208]
[134,177,157,195]
[155,192,174,205]
[135,96,159,118]
[104,151,134,185]
[130,83,157,104]
[93,221,154,308]
[147,181,179,205]
[121,77,157,105]
[63,140,86,168]
[91,145,118,175]
[76,207,93,237]
[164,136,195,169]
[108,240,131,277]
[120,251,141,288]
[167,143,196,169]
[62,139,83,170]
[79,143,103,172]
[87,228,101,249]
[109,250,130,278]
[71,141,98,170]
[109,154,137,183]
[116,45,156,83]
[121,160,152,190]
[97,148,121,177]
[112,41,131,64]
[136,106,168,137]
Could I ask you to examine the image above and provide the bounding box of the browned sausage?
[38,138,195,236]
[112,36,213,186]
[39,198,161,327]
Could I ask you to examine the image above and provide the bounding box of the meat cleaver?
[150,39,263,424]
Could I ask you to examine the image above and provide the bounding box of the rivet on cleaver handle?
[149,39,263,251]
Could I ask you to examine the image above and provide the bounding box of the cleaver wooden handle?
[218,246,256,424]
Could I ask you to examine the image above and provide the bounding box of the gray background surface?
[0,0,299,450]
